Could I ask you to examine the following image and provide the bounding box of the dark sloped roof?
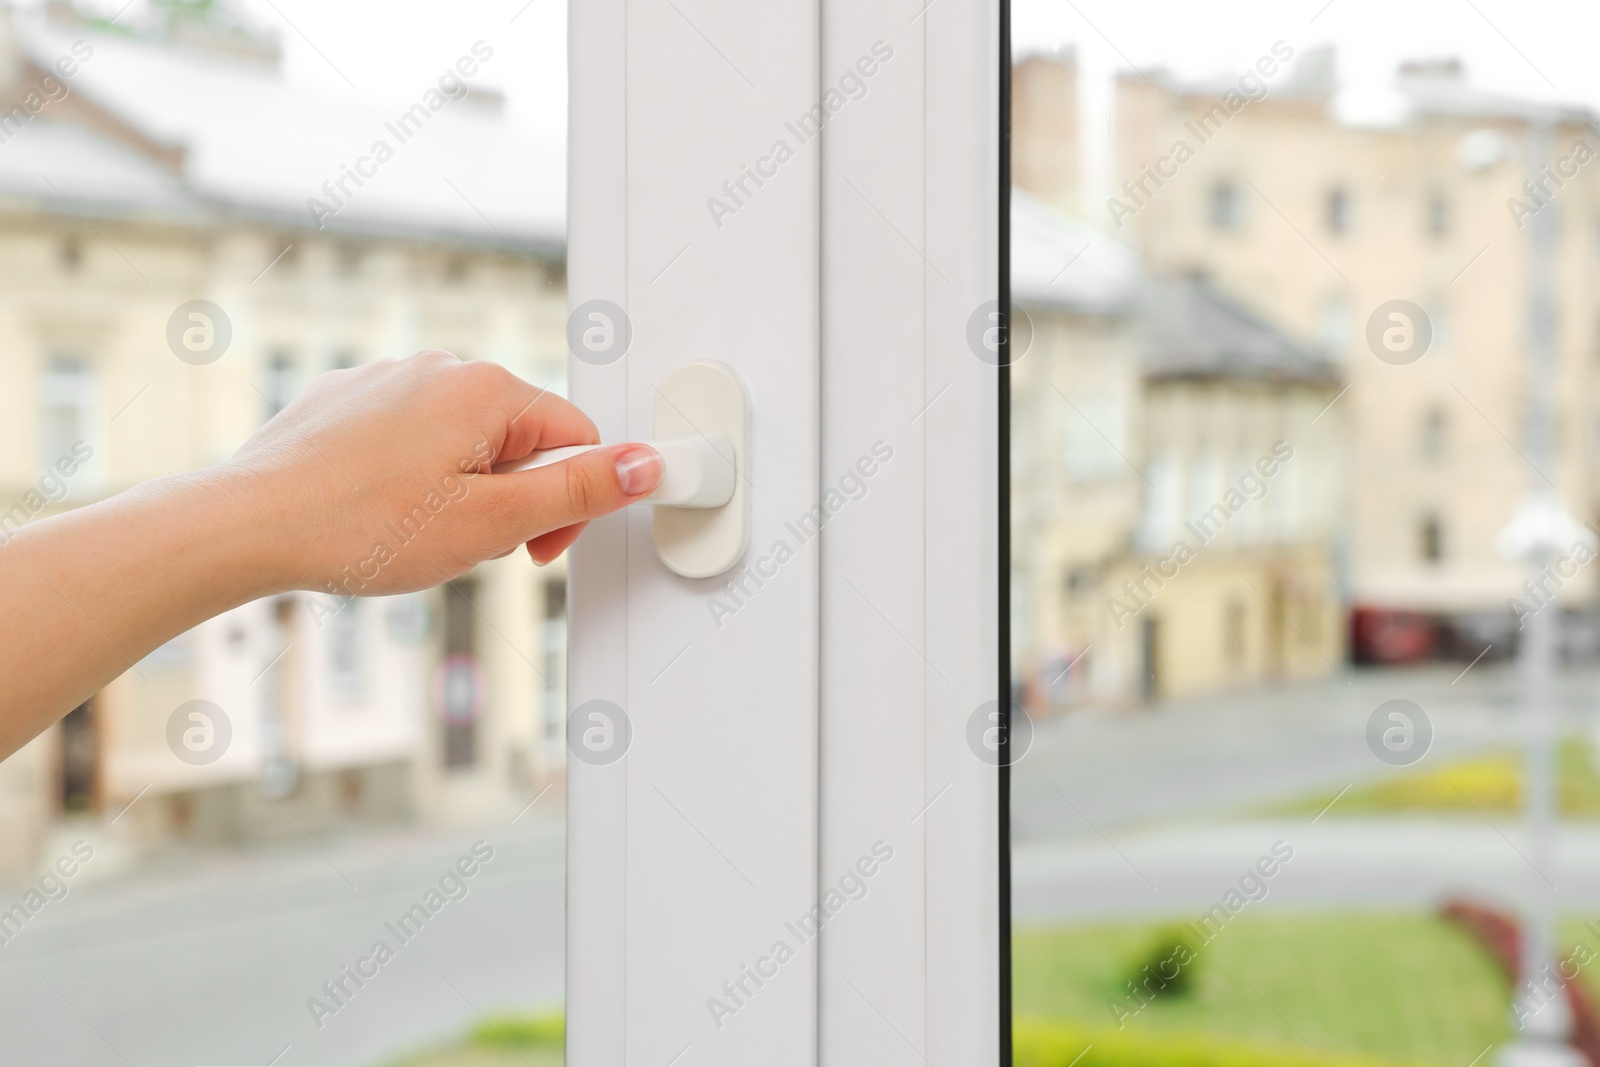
[0,9,564,248]
[1139,275,1340,385]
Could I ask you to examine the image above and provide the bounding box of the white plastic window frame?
[565,0,1005,1062]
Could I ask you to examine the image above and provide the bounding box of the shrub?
[1124,924,1200,1001]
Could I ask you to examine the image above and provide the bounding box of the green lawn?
[1013,914,1511,1065]
[389,913,1600,1067]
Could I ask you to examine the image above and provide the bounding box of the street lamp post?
[1499,118,1584,1067]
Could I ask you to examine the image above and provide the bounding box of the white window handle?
[497,362,749,578]
[492,432,736,509]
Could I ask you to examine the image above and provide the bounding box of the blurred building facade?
[1010,191,1346,709]
[1016,47,1600,672]
[0,5,569,873]
[17,11,1579,869]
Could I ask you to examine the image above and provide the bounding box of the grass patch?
[1279,737,1600,818]
[468,1011,564,1048]
[1016,1018,1428,1067]
[1014,914,1510,1064]
[381,1010,562,1067]
[383,1044,562,1067]
[386,912,1600,1067]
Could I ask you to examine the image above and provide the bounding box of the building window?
[1318,295,1351,357]
[41,354,93,470]
[443,580,479,769]
[1063,566,1096,599]
[336,245,364,277]
[1426,191,1450,238]
[1230,454,1263,543]
[273,239,298,272]
[1266,458,1299,542]
[1141,616,1161,700]
[542,581,568,748]
[1208,179,1242,231]
[1061,389,1129,480]
[1325,186,1352,234]
[1419,513,1445,564]
[1427,298,1451,357]
[1224,599,1246,669]
[1186,453,1222,528]
[261,598,299,791]
[327,600,365,702]
[264,351,296,421]
[1297,593,1323,648]
[1138,455,1180,549]
[59,700,98,814]
[1420,407,1448,462]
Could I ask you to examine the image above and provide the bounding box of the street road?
[0,814,566,1067]
[4,664,1597,1065]
[1011,662,1594,840]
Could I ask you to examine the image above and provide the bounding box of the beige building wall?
[1126,380,1347,699]
[1012,299,1346,708]
[1016,52,1600,617]
[1009,305,1143,706]
[1117,84,1597,612]
[1107,549,1340,700]
[0,202,571,872]
[1012,53,1080,216]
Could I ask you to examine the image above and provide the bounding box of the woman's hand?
[0,350,656,758]
[229,349,660,592]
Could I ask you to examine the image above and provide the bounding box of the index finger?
[481,363,600,466]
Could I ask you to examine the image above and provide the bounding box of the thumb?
[481,443,663,543]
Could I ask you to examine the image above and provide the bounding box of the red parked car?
[1351,606,1437,664]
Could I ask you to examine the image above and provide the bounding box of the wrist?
[189,461,304,601]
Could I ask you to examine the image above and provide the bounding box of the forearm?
[0,351,660,762]
[0,465,288,758]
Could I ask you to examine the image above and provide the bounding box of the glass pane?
[1010,2,1593,1062]
[0,2,569,1064]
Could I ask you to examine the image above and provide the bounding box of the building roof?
[1009,188,1333,385]
[1394,62,1593,126]
[1010,187,1139,313]
[1138,275,1339,386]
[1103,45,1339,106]
[1091,46,1595,129]
[0,6,564,251]
[0,112,200,218]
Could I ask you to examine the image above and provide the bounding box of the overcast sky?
[31,0,1600,138]
[1015,0,1600,125]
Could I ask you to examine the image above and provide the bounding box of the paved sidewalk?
[1015,816,1600,923]
[1013,662,1600,840]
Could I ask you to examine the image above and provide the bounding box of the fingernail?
[615,445,663,497]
